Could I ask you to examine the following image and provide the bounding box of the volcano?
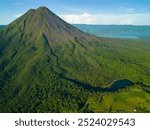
[0,7,103,112]
[0,7,150,113]
[1,7,99,44]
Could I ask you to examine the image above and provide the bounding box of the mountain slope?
[0,7,150,112]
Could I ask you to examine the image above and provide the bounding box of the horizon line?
[1,24,150,26]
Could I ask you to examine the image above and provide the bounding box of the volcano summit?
[0,7,150,113]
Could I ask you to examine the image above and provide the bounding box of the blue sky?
[0,0,150,25]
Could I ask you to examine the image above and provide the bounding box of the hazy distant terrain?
[74,24,150,39]
[0,25,4,29]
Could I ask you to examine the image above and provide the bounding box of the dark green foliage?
[0,60,89,112]
[0,7,150,113]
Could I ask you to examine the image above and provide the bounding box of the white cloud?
[14,13,23,18]
[60,13,150,25]
[118,7,135,13]
[60,13,92,24]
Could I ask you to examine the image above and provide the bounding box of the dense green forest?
[0,7,150,113]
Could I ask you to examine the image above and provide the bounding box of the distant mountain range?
[0,7,150,113]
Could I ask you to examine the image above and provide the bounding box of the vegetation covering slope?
[0,7,150,112]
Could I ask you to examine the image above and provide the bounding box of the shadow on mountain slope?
[62,76,134,92]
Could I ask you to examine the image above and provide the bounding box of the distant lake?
[73,24,150,39]
[0,25,5,29]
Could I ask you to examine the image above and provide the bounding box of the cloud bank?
[60,13,150,25]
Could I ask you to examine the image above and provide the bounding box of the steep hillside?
[0,7,150,112]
